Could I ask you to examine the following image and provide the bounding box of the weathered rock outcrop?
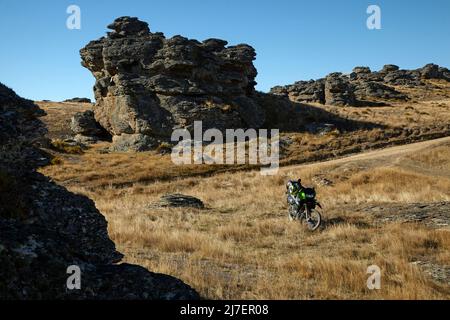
[271,63,450,106]
[0,82,199,299]
[153,194,205,209]
[81,17,266,151]
[64,97,92,103]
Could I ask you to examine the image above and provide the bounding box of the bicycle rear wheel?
[305,208,322,231]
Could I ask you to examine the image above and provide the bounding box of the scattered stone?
[370,202,450,229]
[305,122,338,135]
[312,175,334,186]
[74,134,99,145]
[153,194,205,209]
[410,261,450,286]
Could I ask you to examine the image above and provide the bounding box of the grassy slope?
[37,81,450,299]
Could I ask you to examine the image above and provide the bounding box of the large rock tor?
[80,16,265,151]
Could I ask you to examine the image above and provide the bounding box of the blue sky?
[1,0,449,101]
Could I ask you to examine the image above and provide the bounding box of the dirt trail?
[282,136,450,172]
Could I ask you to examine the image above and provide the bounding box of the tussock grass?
[37,85,450,299]
[46,140,450,299]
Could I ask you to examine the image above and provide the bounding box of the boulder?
[352,66,371,74]
[70,110,108,145]
[305,122,338,135]
[71,110,103,136]
[111,133,158,152]
[153,194,205,209]
[350,67,374,81]
[380,64,400,74]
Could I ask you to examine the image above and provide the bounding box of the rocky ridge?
[271,64,450,106]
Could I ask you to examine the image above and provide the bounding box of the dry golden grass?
[36,101,92,139]
[50,139,85,155]
[37,83,450,175]
[42,144,240,191]
[36,84,450,300]
[43,139,450,300]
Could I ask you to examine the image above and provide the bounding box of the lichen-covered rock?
[80,16,266,151]
[0,82,199,300]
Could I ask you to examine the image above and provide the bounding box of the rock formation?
[271,63,450,106]
[80,17,266,151]
[80,17,450,150]
[153,194,205,209]
[64,97,92,103]
[70,110,101,135]
[0,82,199,299]
[81,17,427,150]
